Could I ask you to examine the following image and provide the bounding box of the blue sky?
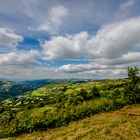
[0,0,140,80]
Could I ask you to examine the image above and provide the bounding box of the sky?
[0,0,140,80]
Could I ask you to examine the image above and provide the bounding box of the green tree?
[125,66,140,104]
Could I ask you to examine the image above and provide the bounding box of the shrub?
[125,67,140,104]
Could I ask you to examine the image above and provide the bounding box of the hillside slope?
[5,104,140,140]
[0,80,31,102]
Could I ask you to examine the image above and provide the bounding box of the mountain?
[0,79,89,102]
[0,80,32,102]
[21,79,52,89]
[22,79,90,89]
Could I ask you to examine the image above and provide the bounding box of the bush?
[125,67,140,104]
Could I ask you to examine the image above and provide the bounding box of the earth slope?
[5,104,140,140]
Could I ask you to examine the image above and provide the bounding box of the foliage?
[0,71,139,138]
[9,105,140,140]
[125,67,140,104]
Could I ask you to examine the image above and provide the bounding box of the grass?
[4,104,140,140]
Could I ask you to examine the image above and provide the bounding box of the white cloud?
[0,1,140,79]
[47,16,140,78]
[0,50,39,66]
[38,5,69,34]
[89,16,140,58]
[42,16,140,60]
[94,52,140,66]
[119,0,135,11]
[56,51,140,78]
[57,63,127,79]
[42,32,90,60]
[0,27,23,48]
[57,63,125,73]
[78,69,127,78]
[0,66,72,80]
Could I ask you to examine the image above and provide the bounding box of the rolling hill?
[0,68,139,139]
[4,104,140,140]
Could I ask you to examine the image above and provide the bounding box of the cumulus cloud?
[78,69,127,78]
[38,5,69,34]
[99,52,140,65]
[42,32,90,60]
[57,51,140,73]
[56,51,140,78]
[90,16,140,58]
[0,1,140,80]
[57,63,127,79]
[47,16,140,78]
[42,16,140,60]
[0,27,23,48]
[0,66,72,80]
[57,63,125,73]
[0,50,40,66]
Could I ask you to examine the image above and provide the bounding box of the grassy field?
[4,104,140,140]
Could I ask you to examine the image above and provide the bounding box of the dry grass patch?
[4,104,140,140]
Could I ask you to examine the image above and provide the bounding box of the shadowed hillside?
[0,80,32,102]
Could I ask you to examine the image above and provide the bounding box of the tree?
[125,66,140,104]
[91,86,100,97]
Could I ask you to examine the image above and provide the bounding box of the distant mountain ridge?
[0,80,32,102]
[22,78,90,89]
[0,79,90,102]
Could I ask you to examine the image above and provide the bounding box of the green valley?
[0,67,139,139]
